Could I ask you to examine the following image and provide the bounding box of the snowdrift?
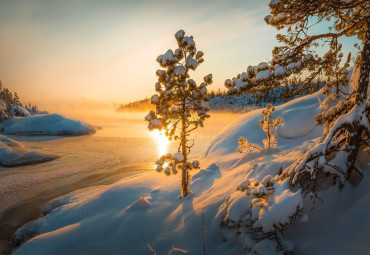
[12,91,369,255]
[206,92,323,156]
[3,114,95,136]
[0,135,58,167]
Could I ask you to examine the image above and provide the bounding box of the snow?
[257,62,269,70]
[174,66,186,76]
[287,61,302,71]
[195,51,203,59]
[251,240,278,255]
[182,36,195,48]
[253,179,303,233]
[11,105,31,117]
[203,74,212,84]
[175,30,185,39]
[235,79,248,91]
[185,56,198,70]
[149,119,162,129]
[3,114,95,136]
[269,0,280,5]
[157,50,177,66]
[172,152,184,161]
[0,134,58,166]
[12,90,370,255]
[274,65,287,76]
[199,85,207,95]
[210,84,323,112]
[126,196,151,210]
[256,70,271,81]
[151,94,159,104]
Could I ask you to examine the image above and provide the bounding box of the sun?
[151,129,169,157]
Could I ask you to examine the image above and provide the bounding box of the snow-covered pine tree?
[145,30,212,198]
[0,87,13,119]
[257,104,284,148]
[13,92,20,106]
[225,0,369,194]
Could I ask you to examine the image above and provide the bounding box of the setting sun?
[151,129,169,157]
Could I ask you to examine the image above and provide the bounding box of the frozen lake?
[0,111,245,253]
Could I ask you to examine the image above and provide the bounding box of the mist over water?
[0,109,246,254]
[0,111,245,213]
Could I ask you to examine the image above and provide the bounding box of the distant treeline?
[116,98,153,112]
[117,79,324,112]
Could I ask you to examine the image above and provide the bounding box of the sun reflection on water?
[151,130,169,157]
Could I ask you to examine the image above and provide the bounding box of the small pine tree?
[237,136,262,154]
[13,92,20,105]
[145,30,212,198]
[257,104,284,148]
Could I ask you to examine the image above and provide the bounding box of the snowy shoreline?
[2,114,96,136]
[0,113,96,168]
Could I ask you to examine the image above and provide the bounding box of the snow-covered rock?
[0,134,58,166]
[3,114,95,136]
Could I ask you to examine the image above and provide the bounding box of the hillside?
[12,79,369,254]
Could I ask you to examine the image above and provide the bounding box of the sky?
[0,0,360,116]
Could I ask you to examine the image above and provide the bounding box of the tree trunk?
[344,16,370,177]
[329,17,370,179]
[181,107,189,198]
[267,115,271,148]
[357,16,370,103]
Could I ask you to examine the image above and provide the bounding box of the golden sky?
[0,0,359,115]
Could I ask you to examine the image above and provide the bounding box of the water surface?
[0,111,245,254]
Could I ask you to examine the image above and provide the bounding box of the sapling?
[257,104,284,148]
[236,136,262,154]
[145,29,212,198]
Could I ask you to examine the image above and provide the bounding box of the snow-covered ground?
[0,135,58,167]
[3,114,95,136]
[12,91,369,255]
